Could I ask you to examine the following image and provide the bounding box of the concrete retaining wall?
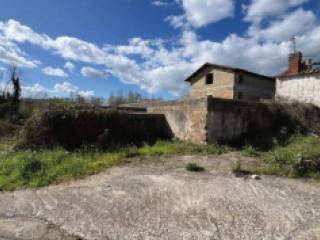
[122,97,276,144]
[122,99,208,144]
[206,98,274,143]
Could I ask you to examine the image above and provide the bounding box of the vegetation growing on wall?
[17,104,173,150]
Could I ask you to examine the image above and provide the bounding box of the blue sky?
[0,0,319,100]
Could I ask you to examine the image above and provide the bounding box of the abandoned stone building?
[123,51,320,145]
[185,63,275,101]
[276,52,320,106]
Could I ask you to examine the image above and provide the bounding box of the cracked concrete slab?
[0,153,320,239]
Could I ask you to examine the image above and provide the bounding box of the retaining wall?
[122,97,277,144]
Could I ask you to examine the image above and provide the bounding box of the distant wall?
[122,99,208,144]
[276,75,320,106]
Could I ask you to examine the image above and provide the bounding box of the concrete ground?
[0,153,320,240]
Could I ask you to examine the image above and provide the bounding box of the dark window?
[238,92,243,100]
[238,75,244,84]
[206,73,213,85]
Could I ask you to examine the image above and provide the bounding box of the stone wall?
[122,97,276,144]
[276,75,320,106]
[206,97,274,143]
[122,98,208,144]
[189,67,235,99]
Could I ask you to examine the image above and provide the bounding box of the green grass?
[241,145,259,157]
[0,139,224,191]
[252,134,320,180]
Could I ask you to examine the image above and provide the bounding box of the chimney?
[288,52,303,75]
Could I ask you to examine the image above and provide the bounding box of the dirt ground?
[0,153,320,240]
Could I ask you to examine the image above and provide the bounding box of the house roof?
[278,67,320,79]
[185,63,275,83]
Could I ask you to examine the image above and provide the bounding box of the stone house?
[276,52,320,106]
[185,63,275,101]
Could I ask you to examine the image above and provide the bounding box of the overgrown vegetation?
[16,104,173,150]
[0,139,224,191]
[251,134,320,180]
[241,145,259,157]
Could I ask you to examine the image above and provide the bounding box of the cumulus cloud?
[54,82,78,94]
[169,0,235,28]
[22,83,50,99]
[42,67,68,78]
[81,66,106,79]
[64,61,75,72]
[248,8,317,42]
[79,90,95,98]
[244,0,308,23]
[21,81,94,99]
[0,36,39,68]
[0,10,319,97]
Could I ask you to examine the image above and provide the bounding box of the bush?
[255,135,320,179]
[16,104,172,150]
[186,163,205,172]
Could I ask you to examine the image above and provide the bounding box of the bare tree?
[9,66,21,114]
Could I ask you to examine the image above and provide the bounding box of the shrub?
[20,155,44,181]
[16,104,172,150]
[255,135,320,179]
[186,163,205,172]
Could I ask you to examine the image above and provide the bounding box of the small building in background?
[185,63,275,101]
[276,52,320,106]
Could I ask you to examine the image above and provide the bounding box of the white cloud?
[54,82,78,94]
[248,8,317,43]
[42,67,68,78]
[166,15,189,29]
[21,81,95,99]
[0,36,39,68]
[22,83,50,99]
[170,0,235,28]
[152,1,170,7]
[64,61,75,72]
[0,15,320,97]
[79,90,95,98]
[81,66,106,79]
[244,0,308,23]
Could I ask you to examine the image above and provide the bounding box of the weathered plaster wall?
[276,76,320,106]
[206,97,273,143]
[235,73,275,100]
[121,99,208,144]
[190,68,235,99]
[122,97,275,144]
